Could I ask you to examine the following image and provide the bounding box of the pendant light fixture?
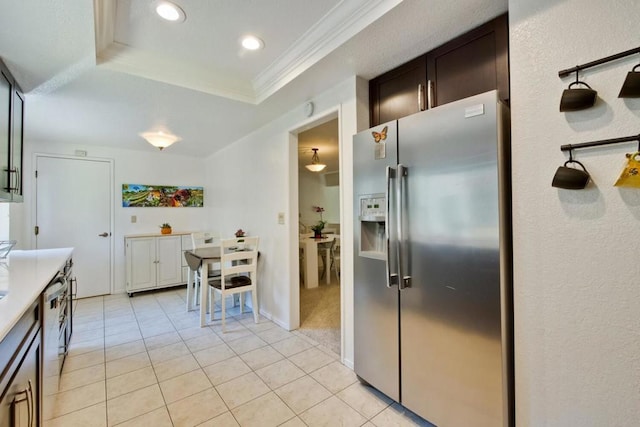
[305,148,326,172]
[140,130,182,151]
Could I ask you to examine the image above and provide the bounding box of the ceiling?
[0,0,507,158]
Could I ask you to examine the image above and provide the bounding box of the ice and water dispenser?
[358,194,386,259]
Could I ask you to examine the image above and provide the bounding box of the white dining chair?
[319,236,334,284]
[330,235,341,280]
[187,231,221,311]
[208,236,259,331]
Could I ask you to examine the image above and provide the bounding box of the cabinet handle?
[27,380,34,427]
[12,380,33,427]
[4,167,18,191]
[7,166,20,193]
[417,84,425,111]
[427,80,434,109]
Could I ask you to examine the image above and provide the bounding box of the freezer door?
[353,121,400,401]
[398,91,510,426]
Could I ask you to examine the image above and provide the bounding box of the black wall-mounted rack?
[560,134,640,153]
[558,46,640,78]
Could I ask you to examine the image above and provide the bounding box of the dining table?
[299,234,335,289]
[184,246,221,327]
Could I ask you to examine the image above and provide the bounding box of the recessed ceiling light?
[154,1,186,22]
[241,35,264,51]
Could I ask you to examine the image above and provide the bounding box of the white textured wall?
[509,0,640,425]
[205,76,362,365]
[21,141,209,294]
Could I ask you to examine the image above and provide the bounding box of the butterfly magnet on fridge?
[372,125,388,160]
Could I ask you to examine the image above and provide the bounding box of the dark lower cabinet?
[369,13,509,126]
[0,302,41,427]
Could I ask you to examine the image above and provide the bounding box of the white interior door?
[36,155,112,298]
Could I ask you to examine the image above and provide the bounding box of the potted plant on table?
[311,206,326,238]
[235,228,246,242]
[160,223,172,234]
[310,221,326,238]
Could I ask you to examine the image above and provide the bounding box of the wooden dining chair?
[187,231,221,311]
[191,231,220,249]
[208,236,259,331]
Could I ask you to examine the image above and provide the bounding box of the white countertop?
[0,248,73,342]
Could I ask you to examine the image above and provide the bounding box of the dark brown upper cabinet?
[0,58,24,202]
[369,55,427,127]
[369,13,509,126]
[426,14,509,108]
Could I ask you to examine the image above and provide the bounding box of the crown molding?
[251,0,402,103]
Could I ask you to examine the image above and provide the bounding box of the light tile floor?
[45,287,433,427]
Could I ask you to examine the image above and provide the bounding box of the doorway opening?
[291,112,342,356]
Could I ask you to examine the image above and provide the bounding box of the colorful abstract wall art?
[122,184,204,207]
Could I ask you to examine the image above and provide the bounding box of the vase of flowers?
[310,222,326,238]
[311,206,326,238]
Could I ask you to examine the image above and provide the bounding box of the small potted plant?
[311,206,326,238]
[235,229,246,245]
[160,223,172,234]
[310,221,326,238]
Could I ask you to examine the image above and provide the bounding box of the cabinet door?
[10,89,24,201]
[426,13,509,107]
[0,332,41,427]
[126,237,156,291]
[0,69,11,201]
[369,55,427,127]
[156,236,182,286]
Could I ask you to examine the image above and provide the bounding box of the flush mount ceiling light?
[241,35,264,51]
[305,148,326,172]
[154,1,186,22]
[140,130,182,151]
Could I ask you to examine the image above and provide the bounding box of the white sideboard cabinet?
[125,233,192,296]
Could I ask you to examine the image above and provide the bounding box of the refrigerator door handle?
[386,166,399,288]
[397,164,411,289]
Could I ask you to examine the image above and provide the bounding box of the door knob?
[98,232,110,237]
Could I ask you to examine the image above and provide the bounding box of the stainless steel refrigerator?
[353,90,513,427]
